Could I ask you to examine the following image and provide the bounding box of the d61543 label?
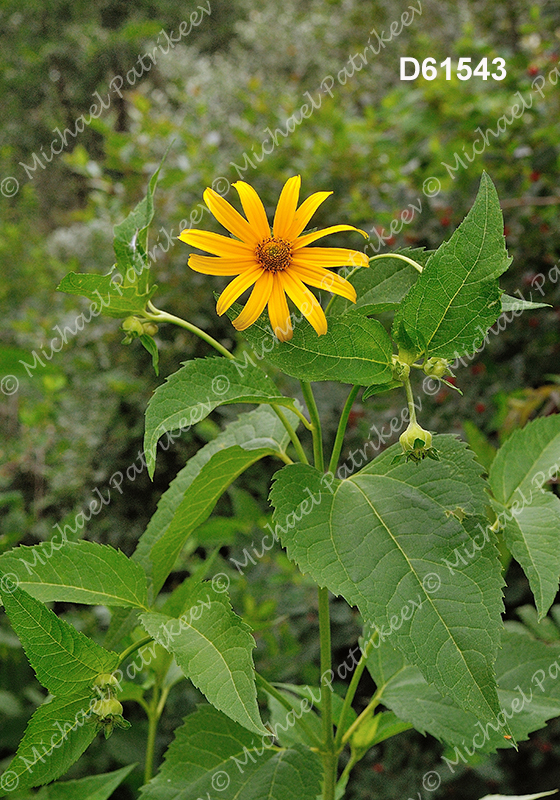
[400,57,506,81]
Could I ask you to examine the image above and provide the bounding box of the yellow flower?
[178,175,368,342]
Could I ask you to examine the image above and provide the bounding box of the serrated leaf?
[489,415,560,507]
[141,582,266,735]
[57,272,157,319]
[330,247,432,316]
[393,173,511,360]
[34,764,135,800]
[501,492,560,619]
[113,150,167,294]
[0,693,97,792]
[231,307,394,385]
[144,356,296,477]
[269,436,506,729]
[0,582,118,696]
[501,294,550,313]
[106,406,296,647]
[0,541,148,609]
[139,705,322,800]
[366,628,560,752]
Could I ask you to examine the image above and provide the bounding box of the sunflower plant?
[2,166,560,800]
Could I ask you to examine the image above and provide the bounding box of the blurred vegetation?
[1,0,560,797]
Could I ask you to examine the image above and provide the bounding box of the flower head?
[178,176,368,341]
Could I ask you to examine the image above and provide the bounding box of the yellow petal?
[179,230,255,258]
[289,264,357,303]
[233,181,271,240]
[188,255,258,276]
[203,188,260,245]
[216,267,263,315]
[267,274,293,341]
[284,191,332,240]
[292,247,369,268]
[232,271,274,330]
[281,272,328,336]
[273,175,301,239]
[293,224,368,250]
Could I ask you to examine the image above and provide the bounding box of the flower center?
[255,237,292,273]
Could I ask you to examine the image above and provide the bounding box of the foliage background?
[1,0,560,797]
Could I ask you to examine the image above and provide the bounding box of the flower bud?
[122,316,144,335]
[399,421,432,452]
[142,322,159,336]
[423,357,450,379]
[351,714,380,752]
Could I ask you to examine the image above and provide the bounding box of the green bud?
[351,714,380,751]
[142,322,159,336]
[391,355,410,381]
[91,698,124,721]
[122,316,144,336]
[423,357,450,379]
[399,421,432,452]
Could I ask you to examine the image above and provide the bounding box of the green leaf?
[392,173,511,360]
[0,581,118,696]
[139,334,159,376]
[106,406,296,647]
[113,157,165,293]
[141,582,266,735]
[489,415,560,507]
[330,247,432,316]
[144,356,296,477]
[269,436,506,729]
[265,693,322,748]
[501,294,550,313]
[139,706,322,800]
[57,272,157,319]
[501,492,560,619]
[365,628,560,752]
[479,793,557,800]
[0,541,148,609]
[0,693,97,792]
[232,308,394,385]
[34,765,135,800]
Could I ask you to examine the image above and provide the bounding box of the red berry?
[386,235,396,246]
[503,225,511,237]
[446,376,457,386]
[527,65,539,76]
[435,390,448,404]
[475,402,486,414]
[530,171,541,182]
[372,763,384,773]
[440,216,451,227]
[528,317,539,328]
[471,363,485,375]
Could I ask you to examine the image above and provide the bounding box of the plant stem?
[144,685,161,784]
[300,381,324,472]
[368,253,424,273]
[328,385,360,474]
[318,586,336,800]
[402,372,418,425]
[255,673,322,747]
[117,635,154,668]
[271,404,309,465]
[334,632,377,752]
[145,302,234,360]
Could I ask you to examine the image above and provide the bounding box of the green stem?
[117,635,154,668]
[336,751,360,792]
[300,381,324,472]
[402,372,418,426]
[145,302,234,360]
[271,404,309,465]
[144,685,161,784]
[368,253,424,274]
[328,385,360,474]
[255,673,322,747]
[318,586,336,800]
[334,632,377,752]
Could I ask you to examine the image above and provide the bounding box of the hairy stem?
[145,302,234,360]
[319,586,336,800]
[300,381,324,472]
[328,385,360,474]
